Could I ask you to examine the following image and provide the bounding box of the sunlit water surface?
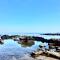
[0,35,60,60]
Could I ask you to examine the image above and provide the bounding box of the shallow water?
[0,39,44,60]
[17,33,60,39]
[0,34,59,60]
[0,34,60,60]
[41,35,60,39]
[0,39,46,60]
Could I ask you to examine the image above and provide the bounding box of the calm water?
[0,35,60,55]
[0,35,60,60]
[41,35,60,39]
[14,33,60,39]
[0,39,43,57]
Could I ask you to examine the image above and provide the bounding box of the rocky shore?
[0,34,60,60]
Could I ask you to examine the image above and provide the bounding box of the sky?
[0,0,60,34]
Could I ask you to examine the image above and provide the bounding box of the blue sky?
[0,0,60,34]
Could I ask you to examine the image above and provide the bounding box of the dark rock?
[1,35,10,40]
[32,36,48,43]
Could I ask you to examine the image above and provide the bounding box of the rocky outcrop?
[31,51,60,59]
[1,35,10,40]
[32,36,48,42]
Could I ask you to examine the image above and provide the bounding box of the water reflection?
[0,39,4,45]
[0,39,41,56]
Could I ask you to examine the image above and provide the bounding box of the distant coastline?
[0,33,60,36]
[41,33,60,36]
